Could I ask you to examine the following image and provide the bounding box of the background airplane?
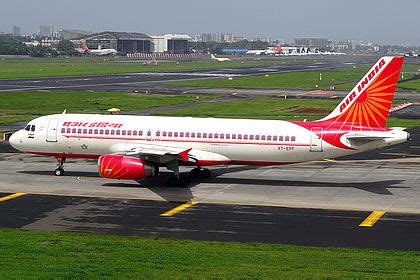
[79,40,117,56]
[9,57,408,187]
[211,54,231,62]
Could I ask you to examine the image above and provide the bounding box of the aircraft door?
[310,127,323,152]
[46,119,59,142]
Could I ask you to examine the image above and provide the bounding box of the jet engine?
[98,155,156,180]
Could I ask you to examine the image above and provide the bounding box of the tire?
[54,168,64,176]
[200,168,211,179]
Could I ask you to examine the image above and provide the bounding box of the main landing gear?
[54,157,66,176]
[189,167,211,179]
[165,161,212,187]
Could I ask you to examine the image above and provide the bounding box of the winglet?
[178,148,192,161]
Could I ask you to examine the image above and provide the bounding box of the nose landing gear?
[54,157,66,176]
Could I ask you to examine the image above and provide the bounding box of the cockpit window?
[24,125,30,131]
[30,125,35,132]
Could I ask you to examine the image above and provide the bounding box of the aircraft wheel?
[200,168,211,179]
[54,167,64,176]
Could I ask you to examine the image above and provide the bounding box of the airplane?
[246,43,283,56]
[79,40,117,56]
[211,54,231,62]
[9,56,409,187]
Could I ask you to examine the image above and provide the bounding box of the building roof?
[82,31,151,40]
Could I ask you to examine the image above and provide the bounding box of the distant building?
[57,29,92,40]
[37,26,54,37]
[200,33,235,43]
[12,26,21,36]
[295,38,330,49]
[80,31,152,54]
[151,34,191,53]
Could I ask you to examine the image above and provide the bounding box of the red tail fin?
[274,43,282,54]
[320,56,404,129]
[80,41,90,51]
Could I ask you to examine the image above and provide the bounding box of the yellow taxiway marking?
[409,146,420,149]
[297,90,322,96]
[359,211,385,227]
[160,201,199,217]
[329,95,338,99]
[0,192,26,202]
[323,158,337,163]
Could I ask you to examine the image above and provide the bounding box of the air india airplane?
[9,56,409,187]
[79,41,117,56]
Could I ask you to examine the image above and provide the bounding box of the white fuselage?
[9,114,408,166]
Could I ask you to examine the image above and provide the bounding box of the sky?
[1,0,419,45]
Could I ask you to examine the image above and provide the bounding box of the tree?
[57,39,77,56]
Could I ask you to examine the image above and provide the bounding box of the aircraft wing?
[110,142,230,164]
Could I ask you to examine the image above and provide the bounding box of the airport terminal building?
[81,31,152,54]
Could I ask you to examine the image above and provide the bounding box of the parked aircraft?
[211,54,231,62]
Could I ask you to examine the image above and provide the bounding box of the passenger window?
[139,131,143,136]
[220,134,224,139]
[122,130,126,136]
[116,130,120,135]
[209,133,213,139]
[203,133,207,138]
[238,134,242,140]
[279,136,283,141]
[78,129,82,134]
[191,132,195,138]
[156,131,160,137]
[243,135,248,140]
[89,129,93,134]
[133,131,137,136]
[291,136,296,141]
[111,130,115,135]
[249,135,254,140]
[61,128,65,133]
[180,132,184,137]
[261,135,266,141]
[94,129,98,135]
[214,133,218,139]
[267,136,272,141]
[185,132,189,137]
[83,129,87,134]
[255,135,260,140]
[232,134,236,139]
[105,130,109,135]
[168,132,172,137]
[285,136,290,141]
[273,136,278,141]
[197,133,201,138]
[174,132,178,137]
[226,134,230,139]
[72,128,76,133]
[127,130,132,136]
[100,130,104,135]
[163,131,167,137]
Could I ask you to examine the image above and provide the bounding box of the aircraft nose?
[9,131,22,150]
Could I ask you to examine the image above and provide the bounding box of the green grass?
[0,57,314,78]
[155,98,420,128]
[0,91,212,124]
[0,228,419,279]
[166,64,420,92]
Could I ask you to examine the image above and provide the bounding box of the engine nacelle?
[98,155,156,180]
